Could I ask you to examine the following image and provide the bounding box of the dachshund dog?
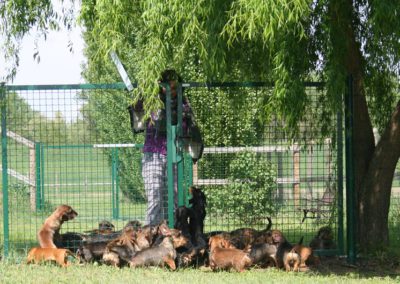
[76,233,121,264]
[292,244,319,268]
[103,226,153,267]
[122,220,142,232]
[282,247,301,272]
[208,235,252,272]
[309,226,337,250]
[248,243,277,268]
[293,236,319,268]
[271,230,300,272]
[84,221,115,234]
[188,186,207,249]
[205,217,272,249]
[38,205,78,248]
[27,247,76,268]
[55,232,85,253]
[173,187,208,268]
[123,224,187,270]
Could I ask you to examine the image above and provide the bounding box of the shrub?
[207,150,278,224]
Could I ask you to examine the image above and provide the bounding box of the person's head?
[159,69,183,99]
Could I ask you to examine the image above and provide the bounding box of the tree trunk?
[339,0,400,252]
[359,100,400,249]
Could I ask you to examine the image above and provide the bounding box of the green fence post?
[345,75,356,265]
[186,153,193,206]
[1,82,10,257]
[35,142,41,210]
[112,148,117,219]
[40,145,45,210]
[177,83,184,207]
[165,84,175,228]
[115,147,120,219]
[337,102,345,255]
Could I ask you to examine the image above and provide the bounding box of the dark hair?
[160,69,182,83]
[159,69,184,95]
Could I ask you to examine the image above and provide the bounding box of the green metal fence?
[1,81,398,261]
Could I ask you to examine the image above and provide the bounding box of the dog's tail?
[243,235,251,253]
[264,217,272,232]
[298,236,304,245]
[65,249,76,259]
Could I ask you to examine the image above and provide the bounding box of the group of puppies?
[27,186,336,272]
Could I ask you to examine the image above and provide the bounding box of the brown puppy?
[84,221,115,234]
[292,244,319,268]
[227,217,273,248]
[123,224,187,270]
[283,248,301,272]
[248,243,277,268]
[309,226,337,250]
[208,235,252,273]
[27,247,76,267]
[271,230,300,272]
[38,205,78,248]
[103,227,152,267]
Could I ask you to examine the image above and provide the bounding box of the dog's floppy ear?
[222,239,231,248]
[160,223,171,236]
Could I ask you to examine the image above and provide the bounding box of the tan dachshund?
[38,204,78,248]
[27,247,75,267]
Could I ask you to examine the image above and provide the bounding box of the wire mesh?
[1,82,399,260]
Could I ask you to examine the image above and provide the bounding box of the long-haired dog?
[208,235,252,272]
[206,217,272,249]
[272,230,300,272]
[38,205,78,248]
[123,224,187,270]
[188,186,207,249]
[27,247,76,268]
[294,236,319,269]
[76,233,121,264]
[309,226,337,250]
[173,187,208,267]
[84,221,115,234]
[103,226,153,267]
[248,243,277,268]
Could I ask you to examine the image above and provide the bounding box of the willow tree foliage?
[79,0,400,252]
[2,0,400,252]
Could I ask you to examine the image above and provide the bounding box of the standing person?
[128,69,203,225]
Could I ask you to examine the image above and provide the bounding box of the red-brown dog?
[208,235,252,272]
[292,244,319,268]
[27,247,76,267]
[38,204,78,248]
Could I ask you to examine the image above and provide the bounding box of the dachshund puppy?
[283,248,301,272]
[56,232,85,253]
[84,221,115,234]
[208,235,252,272]
[123,224,187,270]
[172,187,208,268]
[103,227,153,267]
[272,230,300,272]
[188,186,207,249]
[27,247,76,268]
[309,226,337,250]
[292,244,319,268]
[248,243,277,268]
[38,204,78,248]
[76,233,121,264]
[210,217,272,249]
[122,220,142,232]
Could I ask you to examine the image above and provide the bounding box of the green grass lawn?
[0,260,399,284]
